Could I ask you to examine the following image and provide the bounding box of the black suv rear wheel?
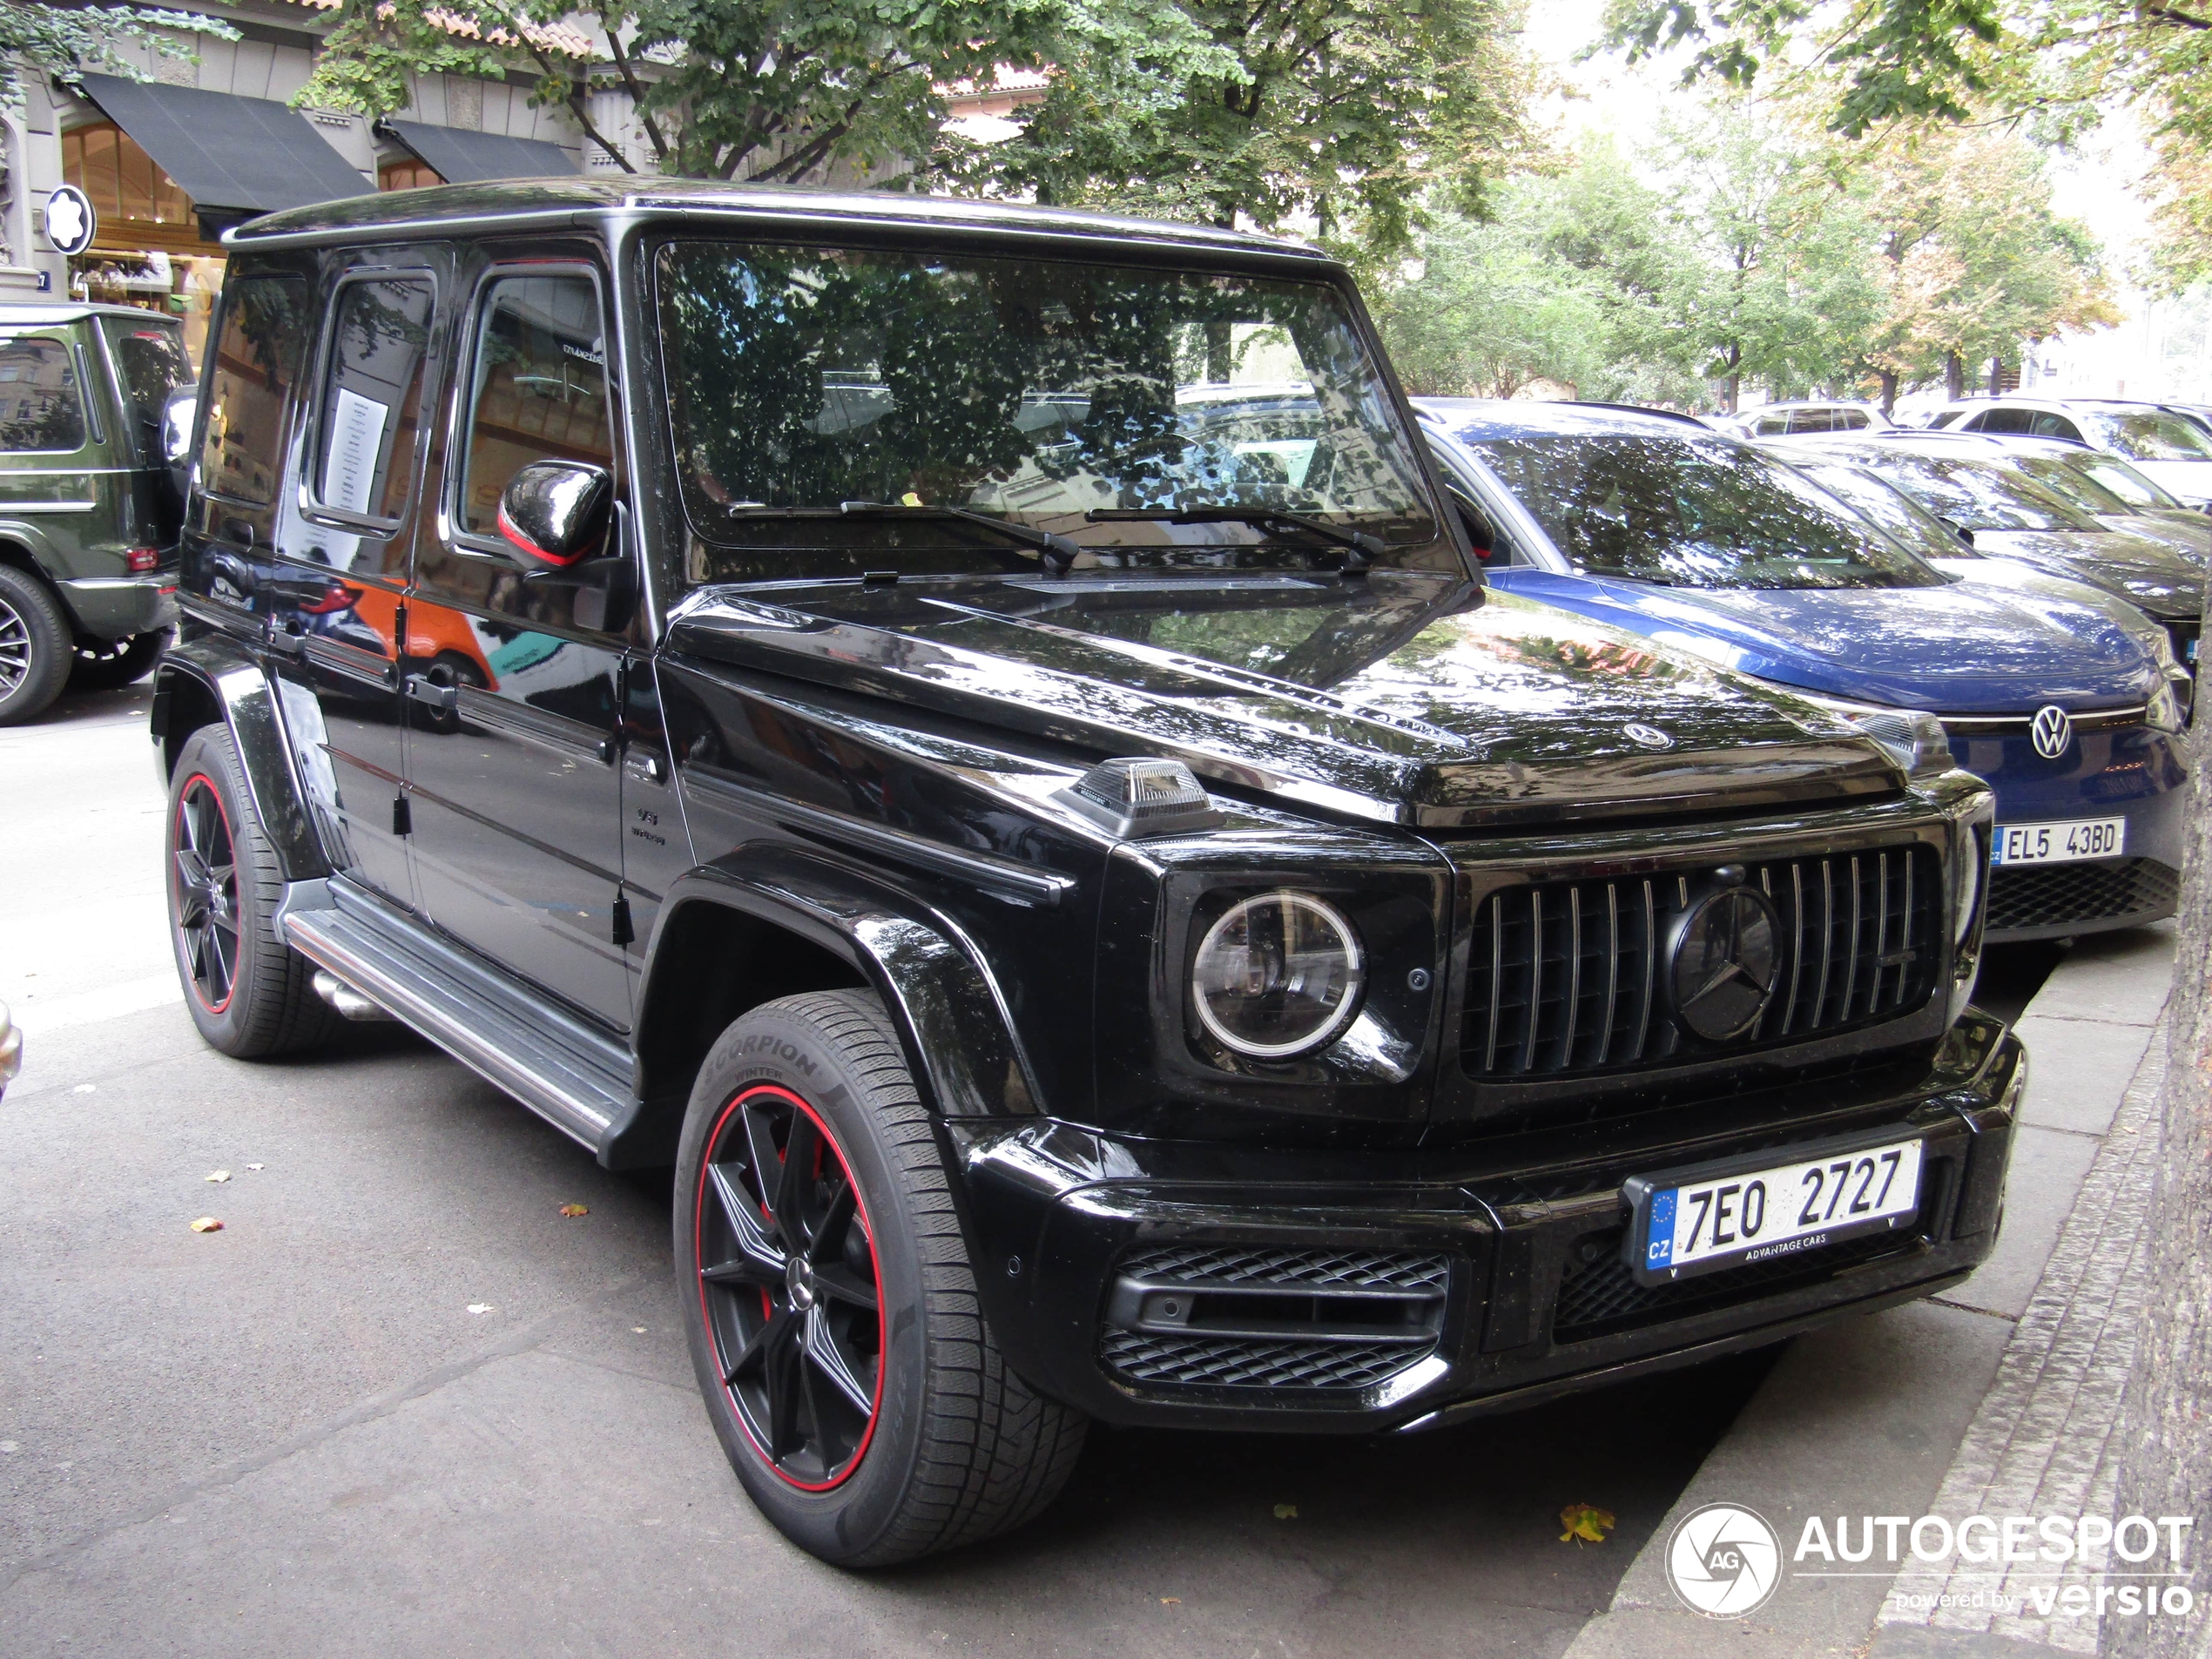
[165,725,341,1057]
[675,990,1087,1565]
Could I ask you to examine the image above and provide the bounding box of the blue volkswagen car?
[1416,399,2188,941]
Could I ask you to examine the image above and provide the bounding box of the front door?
[402,261,634,1028]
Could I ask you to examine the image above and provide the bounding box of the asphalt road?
[0,682,2034,1658]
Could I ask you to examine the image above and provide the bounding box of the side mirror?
[497,461,611,568]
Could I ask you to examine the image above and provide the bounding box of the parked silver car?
[1869,431,2208,563]
[1713,399,1893,438]
[1926,397,2212,509]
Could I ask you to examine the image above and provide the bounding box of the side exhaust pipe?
[312,969,395,1022]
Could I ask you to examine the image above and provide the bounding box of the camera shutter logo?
[1666,1502,1782,1618]
[2029,705,2072,761]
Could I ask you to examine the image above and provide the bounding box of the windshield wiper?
[839,501,1082,574]
[1086,506,1385,577]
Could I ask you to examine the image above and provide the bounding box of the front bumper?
[949,1013,2022,1433]
[1946,718,2186,941]
[60,573,178,640]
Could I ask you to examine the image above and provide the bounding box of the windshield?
[1843,452,2097,533]
[2072,455,2181,509]
[2006,455,2129,516]
[1467,433,1946,589]
[2087,409,2212,463]
[1786,460,1973,563]
[654,241,1444,584]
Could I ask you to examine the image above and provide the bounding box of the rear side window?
[456,273,611,539]
[97,316,192,464]
[1976,409,2028,435]
[2031,413,2081,441]
[1835,409,1869,430]
[1784,410,1833,434]
[311,276,435,523]
[0,337,86,453]
[202,276,309,504]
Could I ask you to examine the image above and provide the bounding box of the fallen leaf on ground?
[246,1163,265,1171]
[1160,1597,1181,1606]
[206,1170,230,1183]
[1273,1504,1298,1520]
[190,1217,224,1233]
[1559,1502,1615,1544]
[467,1304,496,1315]
[559,1203,590,1217]
[631,1326,647,1334]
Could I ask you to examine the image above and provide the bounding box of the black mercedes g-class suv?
[153,180,2020,1567]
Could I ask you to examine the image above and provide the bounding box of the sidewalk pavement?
[1562,923,2177,1659]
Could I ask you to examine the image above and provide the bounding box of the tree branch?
[605,28,670,163]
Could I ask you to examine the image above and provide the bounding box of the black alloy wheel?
[0,563,71,724]
[695,1082,885,1489]
[676,991,1087,1565]
[71,628,168,691]
[172,772,241,1015]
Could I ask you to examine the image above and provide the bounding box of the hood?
[1484,569,2160,715]
[663,573,1902,829]
[2095,513,2209,564]
[1970,528,2204,618]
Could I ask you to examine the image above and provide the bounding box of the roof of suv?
[0,301,185,326]
[1413,397,1711,440]
[226,177,1329,262]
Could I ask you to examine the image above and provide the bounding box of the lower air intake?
[1986,859,2179,935]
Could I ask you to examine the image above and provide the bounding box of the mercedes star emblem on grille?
[1669,888,1781,1042]
[1623,722,1676,751]
[2029,705,2073,760]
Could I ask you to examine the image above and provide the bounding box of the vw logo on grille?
[1669,888,1781,1042]
[1623,722,1676,751]
[2029,705,2073,760]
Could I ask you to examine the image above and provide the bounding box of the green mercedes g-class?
[0,301,193,724]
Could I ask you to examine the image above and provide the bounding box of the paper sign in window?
[322,386,389,516]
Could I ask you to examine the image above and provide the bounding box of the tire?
[71,628,169,692]
[0,563,72,725]
[676,989,1088,1566]
[165,725,343,1058]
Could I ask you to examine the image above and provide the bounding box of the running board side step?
[278,878,636,1157]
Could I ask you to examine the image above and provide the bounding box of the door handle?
[624,751,666,785]
[267,617,306,656]
[404,673,458,714]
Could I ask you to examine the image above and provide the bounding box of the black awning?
[380,119,577,185]
[78,74,373,231]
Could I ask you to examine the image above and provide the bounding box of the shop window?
[380,159,444,192]
[64,122,193,228]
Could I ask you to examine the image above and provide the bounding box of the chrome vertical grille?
[1461,845,1940,1080]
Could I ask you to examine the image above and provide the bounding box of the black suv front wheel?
[676,990,1087,1565]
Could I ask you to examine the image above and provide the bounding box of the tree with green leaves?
[972,0,1539,260]
[297,0,1071,185]
[0,4,233,110]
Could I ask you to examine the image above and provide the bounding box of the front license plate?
[1992,818,2126,867]
[1625,1137,1925,1285]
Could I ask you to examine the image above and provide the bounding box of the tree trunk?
[1946,353,1965,400]
[1987,355,2004,396]
[2103,638,2212,1658]
[1723,344,1743,415]
[1204,320,1234,384]
[1878,369,1898,417]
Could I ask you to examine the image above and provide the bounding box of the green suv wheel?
[0,565,72,725]
[675,989,1088,1566]
[71,628,169,692]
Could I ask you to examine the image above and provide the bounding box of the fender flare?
[0,520,81,627]
[150,635,328,882]
[631,846,1044,1131]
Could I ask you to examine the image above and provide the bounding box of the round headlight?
[1190,892,1365,1058]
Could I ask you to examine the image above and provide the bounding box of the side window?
[1754,414,1789,435]
[456,273,611,541]
[310,276,435,524]
[97,317,192,464]
[202,276,310,504]
[2033,414,2080,440]
[1786,411,1834,434]
[0,337,87,453]
[1837,410,1868,430]
[1985,409,2028,435]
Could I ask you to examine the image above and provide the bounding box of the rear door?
[261,257,444,907]
[401,256,634,1028]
